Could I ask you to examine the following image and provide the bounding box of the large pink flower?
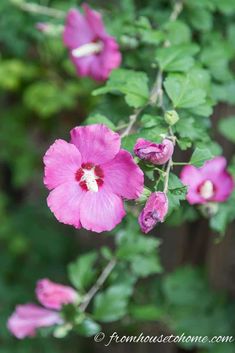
[43,124,144,233]
[7,304,62,339]
[180,157,234,205]
[63,4,121,81]
[36,279,78,310]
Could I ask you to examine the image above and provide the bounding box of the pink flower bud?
[36,279,78,310]
[134,138,174,165]
[7,304,62,339]
[138,192,168,233]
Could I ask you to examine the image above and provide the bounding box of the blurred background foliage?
[0,0,235,352]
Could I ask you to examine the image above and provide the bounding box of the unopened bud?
[53,324,72,338]
[134,138,174,165]
[138,192,168,233]
[164,110,179,126]
[136,187,152,204]
[199,202,219,218]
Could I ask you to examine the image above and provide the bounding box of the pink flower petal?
[43,139,81,191]
[82,3,105,37]
[180,165,204,204]
[102,149,144,199]
[94,37,122,81]
[7,304,62,339]
[71,54,95,77]
[63,8,94,49]
[200,156,227,181]
[213,171,234,202]
[79,185,126,232]
[70,124,120,164]
[202,157,234,202]
[36,279,77,310]
[47,182,85,228]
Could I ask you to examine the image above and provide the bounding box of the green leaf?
[168,173,185,190]
[163,266,210,307]
[212,82,235,105]
[75,318,101,337]
[175,116,205,141]
[116,225,161,261]
[0,59,37,90]
[135,17,164,45]
[163,20,191,45]
[68,252,97,292]
[140,114,164,129]
[130,255,162,277]
[188,8,213,32]
[177,137,192,150]
[24,81,79,118]
[167,174,187,211]
[164,73,206,108]
[200,41,233,82]
[218,116,235,143]
[214,0,235,14]
[189,67,211,93]
[100,246,113,260]
[210,191,235,234]
[190,147,213,167]
[130,304,164,321]
[93,284,132,322]
[84,114,116,130]
[93,69,149,108]
[121,116,167,152]
[121,133,140,152]
[156,44,199,72]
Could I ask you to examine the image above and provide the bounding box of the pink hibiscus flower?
[43,124,144,233]
[7,304,62,339]
[8,279,77,339]
[63,4,121,81]
[180,156,234,205]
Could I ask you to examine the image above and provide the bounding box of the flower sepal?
[199,202,219,218]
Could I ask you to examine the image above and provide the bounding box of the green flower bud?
[164,110,179,126]
[53,324,72,338]
[120,35,138,49]
[136,187,152,204]
[199,202,219,218]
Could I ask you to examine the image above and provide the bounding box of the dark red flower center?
[75,162,104,192]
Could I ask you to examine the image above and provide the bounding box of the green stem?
[115,123,129,131]
[155,167,166,175]
[79,258,116,312]
[173,162,191,166]
[13,0,65,18]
